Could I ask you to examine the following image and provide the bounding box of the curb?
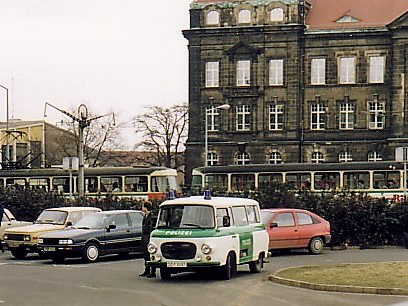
[268,267,408,296]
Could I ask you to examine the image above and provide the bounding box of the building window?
[237,60,250,86]
[236,105,251,131]
[311,152,324,163]
[238,9,251,24]
[339,102,355,129]
[206,10,219,25]
[206,106,220,131]
[236,152,250,165]
[339,57,356,84]
[269,59,283,85]
[269,104,284,130]
[311,103,326,130]
[270,8,284,21]
[311,58,325,85]
[207,152,219,166]
[268,152,282,164]
[368,100,384,129]
[339,151,353,162]
[205,62,219,87]
[369,56,385,83]
[368,151,382,162]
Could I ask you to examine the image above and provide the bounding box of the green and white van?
[147,193,269,280]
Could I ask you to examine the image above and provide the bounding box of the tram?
[0,166,180,200]
[192,161,407,201]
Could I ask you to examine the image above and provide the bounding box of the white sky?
[0,0,191,149]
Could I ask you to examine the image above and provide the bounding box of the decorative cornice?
[191,0,300,10]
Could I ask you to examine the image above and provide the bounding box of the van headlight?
[201,244,212,255]
[148,243,157,254]
[59,239,73,245]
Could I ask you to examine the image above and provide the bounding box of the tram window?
[205,174,228,191]
[29,178,50,191]
[125,176,148,192]
[85,177,98,193]
[191,175,203,191]
[258,173,283,184]
[285,173,311,189]
[100,177,122,192]
[231,174,255,191]
[53,177,71,193]
[373,171,400,189]
[151,176,170,192]
[6,178,26,187]
[314,172,340,190]
[343,172,369,189]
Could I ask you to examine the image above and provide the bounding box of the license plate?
[167,261,187,268]
[44,247,56,252]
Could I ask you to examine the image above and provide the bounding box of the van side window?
[216,208,229,228]
[246,205,259,224]
[231,206,248,226]
[275,212,295,227]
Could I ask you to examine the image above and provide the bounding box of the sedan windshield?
[261,211,276,225]
[157,205,215,229]
[36,210,68,225]
[73,214,109,229]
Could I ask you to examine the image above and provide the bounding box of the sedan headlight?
[148,243,157,254]
[37,238,44,244]
[3,234,8,240]
[24,235,31,241]
[59,239,73,245]
[201,243,212,255]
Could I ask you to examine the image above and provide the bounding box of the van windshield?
[157,205,215,229]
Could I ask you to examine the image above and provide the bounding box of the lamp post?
[205,103,230,166]
[0,85,9,167]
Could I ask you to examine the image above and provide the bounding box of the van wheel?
[220,253,237,280]
[10,248,28,259]
[160,268,171,280]
[249,253,264,273]
[82,243,100,263]
[308,237,324,255]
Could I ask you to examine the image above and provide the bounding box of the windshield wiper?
[183,223,205,229]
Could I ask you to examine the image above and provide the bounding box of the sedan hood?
[40,228,103,239]
[5,223,65,234]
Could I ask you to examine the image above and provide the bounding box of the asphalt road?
[0,248,407,306]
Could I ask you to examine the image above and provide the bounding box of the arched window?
[268,152,282,164]
[270,8,284,22]
[206,10,219,25]
[236,152,250,165]
[339,151,353,163]
[368,151,382,162]
[311,152,324,163]
[238,9,251,24]
[207,152,219,166]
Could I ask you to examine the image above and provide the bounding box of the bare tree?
[57,108,126,167]
[132,103,188,168]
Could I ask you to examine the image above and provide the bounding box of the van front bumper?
[147,261,221,269]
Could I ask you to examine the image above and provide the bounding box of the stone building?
[183,0,408,184]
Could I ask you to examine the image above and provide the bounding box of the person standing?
[0,202,4,252]
[139,201,157,278]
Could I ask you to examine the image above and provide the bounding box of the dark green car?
[38,210,143,263]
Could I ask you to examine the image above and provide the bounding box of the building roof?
[306,0,408,30]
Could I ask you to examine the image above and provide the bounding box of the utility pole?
[0,85,9,167]
[44,102,114,197]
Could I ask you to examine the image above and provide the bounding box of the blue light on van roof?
[204,190,211,200]
[167,190,175,200]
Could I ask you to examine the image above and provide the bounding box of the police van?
[147,192,269,280]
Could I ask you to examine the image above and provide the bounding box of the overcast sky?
[0,0,191,148]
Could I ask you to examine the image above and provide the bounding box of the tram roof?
[193,161,403,174]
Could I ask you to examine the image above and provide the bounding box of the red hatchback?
[261,208,331,255]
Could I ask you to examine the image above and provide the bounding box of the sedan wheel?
[308,237,324,255]
[10,248,28,259]
[82,243,100,263]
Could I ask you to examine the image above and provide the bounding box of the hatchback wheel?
[308,237,324,255]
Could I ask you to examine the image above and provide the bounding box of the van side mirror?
[270,222,278,229]
[107,224,116,232]
[222,216,231,227]
[66,221,73,227]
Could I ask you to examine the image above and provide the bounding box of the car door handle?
[294,229,298,232]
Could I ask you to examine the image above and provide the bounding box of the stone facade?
[183,0,408,184]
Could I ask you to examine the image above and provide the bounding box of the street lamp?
[205,103,230,166]
[0,85,9,167]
